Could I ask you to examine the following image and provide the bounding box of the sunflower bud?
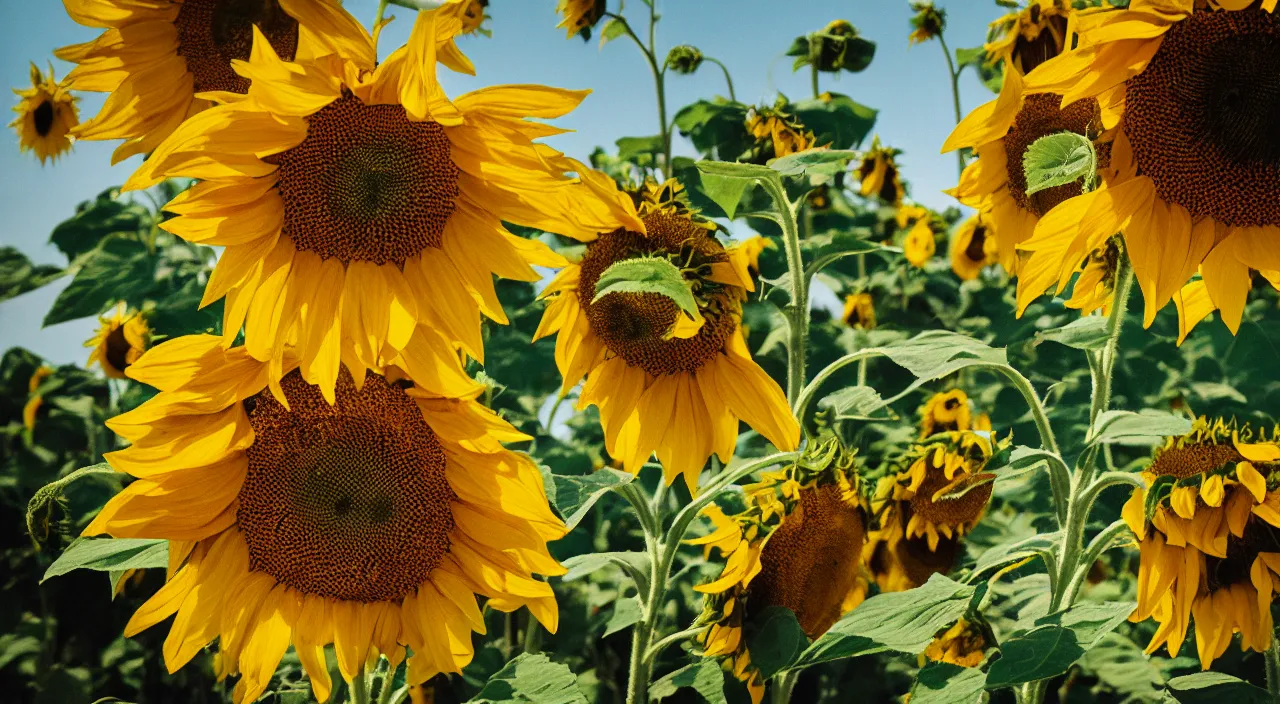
[664,44,704,74]
[908,1,947,45]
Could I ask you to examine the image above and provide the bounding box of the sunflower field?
[3,0,1280,702]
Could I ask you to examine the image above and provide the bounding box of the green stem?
[772,670,799,704]
[705,57,736,102]
[772,194,808,407]
[376,661,398,704]
[810,61,820,99]
[1064,519,1130,606]
[935,33,965,177]
[522,613,543,655]
[1267,629,1280,700]
[968,363,1061,456]
[606,12,670,178]
[352,666,371,704]
[645,625,707,664]
[855,254,869,386]
[1087,259,1135,435]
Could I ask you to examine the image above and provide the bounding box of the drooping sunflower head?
[556,0,607,39]
[922,617,989,668]
[691,456,866,704]
[22,365,54,433]
[459,0,489,35]
[950,212,998,281]
[984,0,1073,75]
[91,333,565,702]
[857,136,905,205]
[1122,416,1280,669]
[665,45,705,75]
[85,303,149,379]
[918,389,981,438]
[745,102,818,161]
[10,63,78,164]
[908,1,947,45]
[1064,236,1121,317]
[841,292,876,330]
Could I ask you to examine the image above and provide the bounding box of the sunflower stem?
[935,32,965,177]
[772,670,799,704]
[1087,257,1135,436]
[810,61,820,100]
[773,194,809,408]
[1267,629,1280,699]
[352,666,371,704]
[705,57,736,102]
[605,11,670,179]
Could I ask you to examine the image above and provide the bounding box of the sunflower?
[1122,417,1280,670]
[908,1,947,45]
[950,213,998,281]
[459,0,489,35]
[22,365,53,433]
[841,292,876,330]
[535,177,798,491]
[556,0,606,39]
[1014,1,1280,332]
[856,136,904,206]
[903,218,936,270]
[89,332,565,703]
[85,303,150,379]
[1064,238,1122,317]
[691,457,866,704]
[122,1,633,402]
[921,618,989,668]
[1174,272,1280,345]
[745,106,817,161]
[865,432,997,592]
[918,389,989,438]
[11,63,78,164]
[983,0,1073,75]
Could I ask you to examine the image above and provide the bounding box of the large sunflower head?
[950,212,998,281]
[745,103,818,162]
[691,454,867,704]
[865,431,998,592]
[984,0,1074,75]
[535,196,798,492]
[1122,416,1280,669]
[841,292,876,330]
[121,1,635,402]
[857,136,905,205]
[1014,1,1280,333]
[556,0,607,39]
[90,331,565,702]
[85,303,150,379]
[10,63,78,164]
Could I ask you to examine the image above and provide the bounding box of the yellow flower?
[841,292,876,330]
[1013,1,1280,333]
[904,218,936,269]
[90,333,565,703]
[922,618,988,668]
[857,136,904,205]
[535,178,798,492]
[983,0,1073,75]
[459,0,489,35]
[1064,239,1121,318]
[908,1,947,45]
[745,109,817,160]
[1174,272,1280,345]
[1122,417,1280,670]
[10,63,78,164]
[949,213,997,281]
[918,390,977,438]
[85,303,149,379]
[122,1,632,403]
[691,462,866,704]
[22,365,54,432]
[556,0,606,39]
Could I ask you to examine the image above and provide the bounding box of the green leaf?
[1079,634,1166,703]
[817,386,888,420]
[1028,601,1137,650]
[542,467,633,531]
[1089,410,1193,447]
[792,93,878,150]
[672,100,752,157]
[696,172,752,219]
[768,149,857,182]
[649,659,727,704]
[879,330,1008,386]
[971,530,1059,577]
[49,187,151,261]
[43,236,156,326]
[1034,316,1111,351]
[598,17,628,48]
[559,551,650,583]
[469,653,587,704]
[745,607,809,679]
[1165,672,1270,704]
[1022,132,1096,197]
[1144,474,1177,524]
[910,662,986,704]
[0,633,42,670]
[796,574,976,668]
[0,247,63,304]
[603,597,642,637]
[43,538,168,583]
[615,135,665,165]
[593,257,700,320]
[985,625,1084,689]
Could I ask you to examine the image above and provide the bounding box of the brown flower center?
[174,0,298,94]
[239,370,455,603]
[271,92,460,265]
[103,325,133,374]
[1124,8,1280,227]
[1011,10,1068,74]
[1148,443,1244,480]
[964,224,988,263]
[1205,519,1280,593]
[906,460,992,529]
[33,100,54,137]
[1005,94,1107,217]
[577,213,739,376]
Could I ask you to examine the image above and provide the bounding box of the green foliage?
[42,538,168,583]
[910,662,986,704]
[1022,132,1098,196]
[470,653,588,704]
[986,626,1084,688]
[593,257,701,320]
[0,248,63,305]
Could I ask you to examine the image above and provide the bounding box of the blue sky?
[0,0,996,365]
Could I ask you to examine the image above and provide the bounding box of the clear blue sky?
[0,0,995,365]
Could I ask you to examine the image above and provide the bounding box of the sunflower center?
[896,533,962,586]
[1005,94,1106,217]
[1012,13,1067,74]
[1148,443,1244,480]
[103,325,133,373]
[577,213,738,376]
[272,92,460,266]
[907,462,992,529]
[1205,519,1280,593]
[174,0,299,94]
[964,225,988,263]
[1124,8,1280,227]
[238,370,455,603]
[32,100,54,137]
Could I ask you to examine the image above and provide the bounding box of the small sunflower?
[918,389,989,438]
[10,63,78,164]
[950,213,998,281]
[691,456,866,704]
[535,175,798,491]
[90,333,565,702]
[85,303,149,379]
[902,217,937,270]
[556,0,607,39]
[1014,1,1280,332]
[908,1,947,45]
[22,365,54,433]
[841,292,876,330]
[984,0,1073,75]
[865,431,998,592]
[921,618,989,668]
[856,137,904,206]
[123,1,632,402]
[1122,417,1280,670]
[745,105,817,161]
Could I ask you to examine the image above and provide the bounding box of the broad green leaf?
[649,659,727,704]
[1035,316,1111,351]
[43,538,168,583]
[672,100,752,157]
[985,625,1084,688]
[593,257,700,320]
[1165,672,1270,704]
[0,633,42,670]
[796,574,976,668]
[615,135,665,165]
[792,93,878,150]
[1022,132,1096,197]
[1089,410,1193,447]
[469,653,587,704]
[598,17,628,48]
[768,149,857,183]
[878,331,1008,388]
[971,530,1059,577]
[603,597,642,637]
[989,446,1061,483]
[1079,634,1165,703]
[559,551,650,588]
[0,247,63,304]
[745,607,809,678]
[542,467,633,531]
[1026,601,1137,650]
[910,662,986,704]
[49,187,150,261]
[696,172,752,219]
[817,386,888,420]
[43,236,157,326]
